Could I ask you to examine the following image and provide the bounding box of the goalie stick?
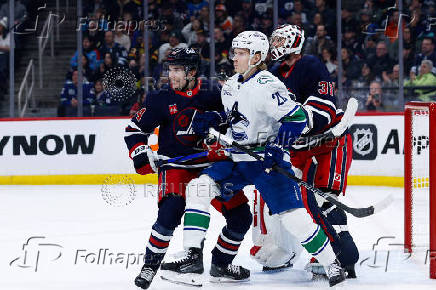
[208,127,392,218]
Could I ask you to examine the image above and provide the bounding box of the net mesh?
[410,109,430,248]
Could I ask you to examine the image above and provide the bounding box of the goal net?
[404,102,436,279]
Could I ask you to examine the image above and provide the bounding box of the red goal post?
[404,101,436,279]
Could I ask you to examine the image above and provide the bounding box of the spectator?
[59,70,95,108]
[342,48,361,82]
[260,13,274,36]
[94,79,116,106]
[71,36,100,72]
[187,0,208,18]
[307,13,323,37]
[99,31,128,66]
[354,62,375,87]
[293,0,309,25]
[314,0,335,38]
[215,4,232,34]
[365,81,384,111]
[305,25,334,58]
[388,26,415,62]
[342,26,364,58]
[68,54,95,82]
[363,35,378,60]
[198,6,210,32]
[114,25,131,51]
[239,0,255,26]
[367,41,393,79]
[405,60,436,101]
[129,90,146,117]
[182,18,203,46]
[321,47,337,78]
[410,37,436,76]
[0,17,10,97]
[383,64,400,87]
[231,14,246,39]
[215,27,231,61]
[0,1,26,25]
[341,8,359,34]
[158,32,187,63]
[191,30,210,61]
[85,10,106,49]
[94,52,115,81]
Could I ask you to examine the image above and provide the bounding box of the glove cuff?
[129,143,147,159]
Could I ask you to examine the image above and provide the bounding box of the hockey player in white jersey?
[162,31,346,287]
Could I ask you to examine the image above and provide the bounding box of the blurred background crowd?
[1,0,436,117]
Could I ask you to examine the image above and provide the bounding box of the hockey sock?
[183,208,210,248]
[211,226,244,266]
[211,203,252,265]
[144,195,185,270]
[144,222,173,270]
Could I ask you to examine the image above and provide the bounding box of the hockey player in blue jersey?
[250,24,359,278]
[166,30,346,287]
[124,48,229,289]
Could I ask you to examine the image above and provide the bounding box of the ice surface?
[1,184,435,290]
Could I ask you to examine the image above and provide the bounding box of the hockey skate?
[161,247,204,274]
[160,247,204,287]
[134,265,157,289]
[262,252,296,272]
[326,259,346,287]
[210,263,250,283]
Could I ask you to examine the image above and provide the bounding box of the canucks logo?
[228,102,249,141]
[257,75,274,84]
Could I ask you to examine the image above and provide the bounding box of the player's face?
[232,48,250,73]
[168,65,187,90]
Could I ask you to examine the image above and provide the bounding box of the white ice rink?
[1,184,435,290]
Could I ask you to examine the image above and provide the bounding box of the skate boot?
[326,259,346,287]
[134,265,157,289]
[161,247,204,274]
[210,263,250,282]
[345,264,357,278]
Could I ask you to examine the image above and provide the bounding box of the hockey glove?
[192,110,227,136]
[277,120,307,148]
[129,144,159,175]
[263,143,291,172]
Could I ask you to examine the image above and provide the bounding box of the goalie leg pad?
[280,208,336,267]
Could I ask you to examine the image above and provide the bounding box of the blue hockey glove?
[192,110,227,136]
[277,121,307,148]
[262,143,291,172]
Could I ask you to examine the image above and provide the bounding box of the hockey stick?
[155,98,359,167]
[209,128,391,218]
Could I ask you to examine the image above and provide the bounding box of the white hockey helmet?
[232,31,269,75]
[270,24,305,60]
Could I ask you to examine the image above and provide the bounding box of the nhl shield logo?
[353,128,373,156]
[350,124,377,160]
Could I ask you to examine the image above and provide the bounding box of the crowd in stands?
[58,0,436,116]
[0,0,34,102]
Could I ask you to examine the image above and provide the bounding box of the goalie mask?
[270,24,305,61]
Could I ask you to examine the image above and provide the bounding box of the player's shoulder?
[298,55,326,71]
[253,70,287,91]
[147,86,171,105]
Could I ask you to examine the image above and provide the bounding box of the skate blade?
[209,276,250,283]
[160,271,203,287]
